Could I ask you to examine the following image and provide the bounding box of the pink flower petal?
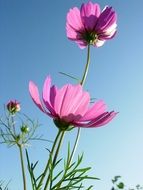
[29,81,45,112]
[81,2,100,30]
[67,7,84,31]
[66,24,78,40]
[94,39,105,47]
[54,84,69,116]
[80,100,107,121]
[60,84,82,117]
[96,6,116,31]
[73,91,90,117]
[81,111,117,128]
[76,40,87,49]
[42,76,56,115]
[81,2,100,17]
[50,85,57,108]
[59,84,90,121]
[94,112,117,127]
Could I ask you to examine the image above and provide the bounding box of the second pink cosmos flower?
[29,76,117,130]
[66,1,117,48]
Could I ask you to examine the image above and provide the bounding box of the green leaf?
[59,72,80,82]
[117,182,124,189]
[112,176,121,184]
[52,170,63,182]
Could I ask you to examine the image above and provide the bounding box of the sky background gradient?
[0,0,143,189]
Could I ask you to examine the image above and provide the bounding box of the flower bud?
[7,100,20,114]
[21,125,29,134]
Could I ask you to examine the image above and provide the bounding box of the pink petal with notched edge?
[80,100,107,121]
[96,7,116,31]
[66,24,78,40]
[59,85,82,117]
[73,91,90,117]
[83,111,117,128]
[54,84,69,116]
[29,81,45,112]
[94,112,117,127]
[67,7,84,31]
[80,2,100,30]
[50,85,57,108]
[101,14,117,32]
[74,112,107,127]
[60,85,89,119]
[42,76,56,115]
[81,2,100,17]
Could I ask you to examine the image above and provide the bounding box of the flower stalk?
[80,44,91,86]
[44,130,65,190]
[18,144,27,190]
[37,130,62,189]
[69,44,91,169]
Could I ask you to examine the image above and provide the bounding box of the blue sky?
[0,0,143,189]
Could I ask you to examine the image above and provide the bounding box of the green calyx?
[54,119,74,131]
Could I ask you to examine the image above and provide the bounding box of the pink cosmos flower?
[29,76,117,130]
[66,1,117,48]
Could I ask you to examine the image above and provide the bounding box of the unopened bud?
[21,125,29,134]
[7,100,20,114]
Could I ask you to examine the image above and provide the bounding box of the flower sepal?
[54,119,74,131]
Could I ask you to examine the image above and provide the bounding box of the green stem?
[56,128,80,189]
[80,44,91,86]
[11,115,16,136]
[44,130,65,190]
[19,145,27,190]
[37,130,61,189]
[69,44,91,168]
[69,127,80,164]
[56,45,91,189]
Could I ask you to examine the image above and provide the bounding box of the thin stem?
[44,131,65,190]
[10,115,16,136]
[69,127,80,164]
[56,45,91,189]
[80,44,91,86]
[37,130,61,189]
[69,44,91,168]
[56,128,80,189]
[19,145,27,190]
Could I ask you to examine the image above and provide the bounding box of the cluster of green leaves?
[26,144,99,190]
[111,176,143,190]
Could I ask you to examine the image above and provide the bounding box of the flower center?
[83,31,98,45]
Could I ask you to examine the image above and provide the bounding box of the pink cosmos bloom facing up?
[66,1,117,48]
[29,76,117,130]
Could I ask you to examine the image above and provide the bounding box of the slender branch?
[19,145,27,190]
[37,130,61,189]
